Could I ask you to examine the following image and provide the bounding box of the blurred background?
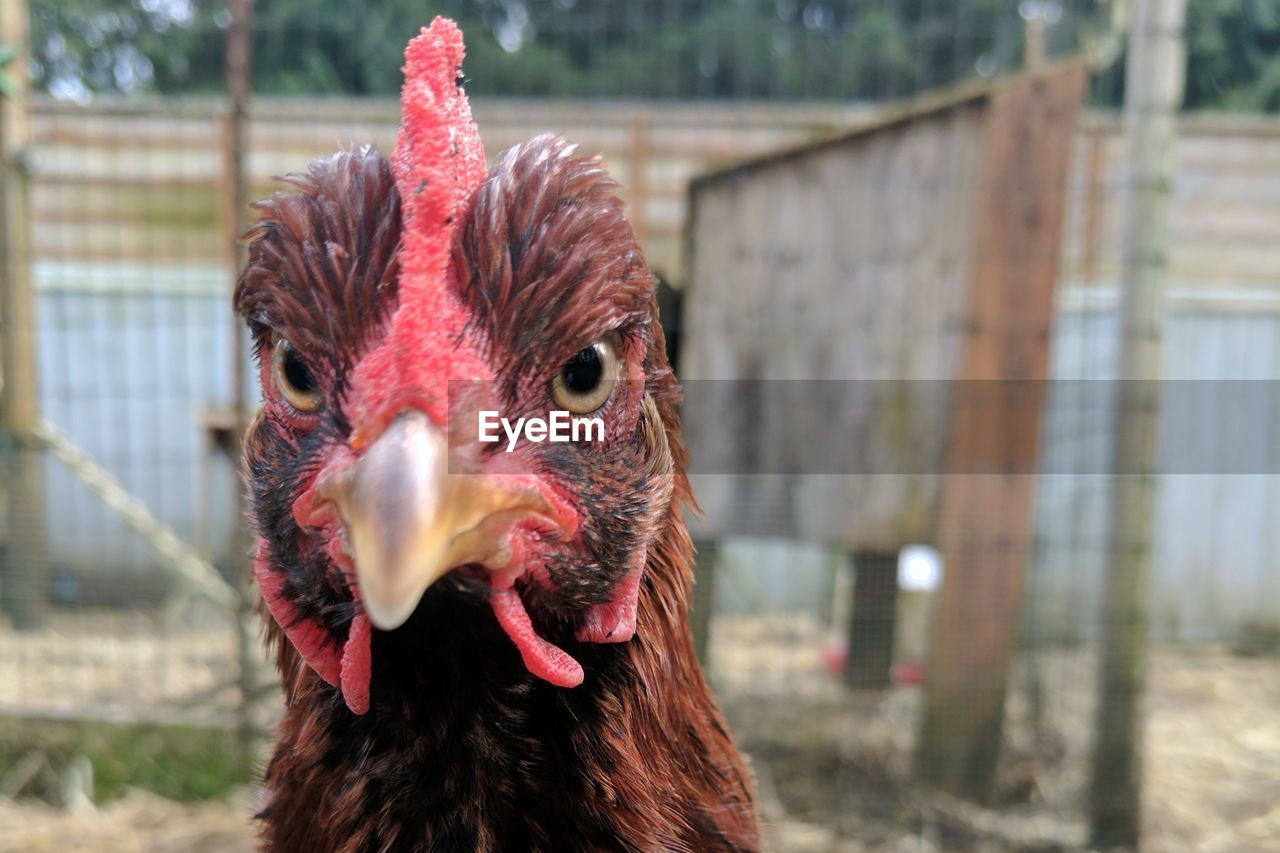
[0,0,1277,850]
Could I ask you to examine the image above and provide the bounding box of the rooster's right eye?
[272,337,322,413]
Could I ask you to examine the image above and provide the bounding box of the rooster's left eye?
[272,337,322,413]
[552,335,619,414]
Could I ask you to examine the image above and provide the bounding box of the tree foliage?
[22,0,1277,110]
[1184,0,1280,110]
[23,0,1045,101]
[0,42,18,99]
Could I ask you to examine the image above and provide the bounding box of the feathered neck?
[258,488,757,850]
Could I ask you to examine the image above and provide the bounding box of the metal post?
[0,0,48,630]
[844,550,899,690]
[1089,0,1186,848]
[222,0,257,774]
[690,539,718,665]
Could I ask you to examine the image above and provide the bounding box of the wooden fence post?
[1090,0,1187,847]
[222,0,257,775]
[915,65,1086,803]
[0,0,48,630]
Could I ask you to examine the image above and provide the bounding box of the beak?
[319,411,551,630]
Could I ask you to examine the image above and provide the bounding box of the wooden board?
[682,78,1046,548]
[680,64,1086,802]
[24,95,1280,287]
[25,98,879,279]
[917,65,1087,802]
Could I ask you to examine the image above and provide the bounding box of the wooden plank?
[0,0,33,402]
[22,102,869,281]
[221,0,259,773]
[0,0,49,629]
[29,100,1280,167]
[30,93,875,128]
[32,223,221,261]
[691,57,1088,193]
[683,98,983,547]
[28,96,871,142]
[628,119,649,249]
[25,95,1280,294]
[1080,125,1106,283]
[916,64,1087,803]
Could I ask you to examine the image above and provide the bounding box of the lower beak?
[318,411,549,630]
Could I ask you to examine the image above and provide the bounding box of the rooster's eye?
[272,337,322,413]
[552,335,619,414]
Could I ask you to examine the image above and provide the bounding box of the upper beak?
[318,411,551,630]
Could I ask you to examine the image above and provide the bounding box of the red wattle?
[340,614,372,715]
[254,543,341,688]
[575,557,643,644]
[490,587,585,688]
[254,539,373,716]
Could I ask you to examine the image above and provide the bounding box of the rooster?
[234,18,759,852]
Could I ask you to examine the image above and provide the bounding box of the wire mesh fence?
[1,1,1278,851]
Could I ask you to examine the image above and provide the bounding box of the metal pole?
[0,0,48,630]
[222,0,256,774]
[1089,0,1186,847]
[690,539,718,665]
[844,550,899,690]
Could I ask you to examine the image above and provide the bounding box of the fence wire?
[0,2,1277,852]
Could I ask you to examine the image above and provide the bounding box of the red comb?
[348,17,491,445]
[392,17,487,300]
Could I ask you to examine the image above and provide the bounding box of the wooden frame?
[681,63,1088,801]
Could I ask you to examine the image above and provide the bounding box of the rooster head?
[234,18,683,715]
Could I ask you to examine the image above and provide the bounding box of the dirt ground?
[1,613,1277,852]
[0,791,257,853]
[0,609,271,726]
[711,616,1280,852]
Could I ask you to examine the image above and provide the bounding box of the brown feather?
[239,142,759,851]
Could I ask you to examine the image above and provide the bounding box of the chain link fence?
[2,2,1278,851]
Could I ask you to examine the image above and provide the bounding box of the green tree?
[1184,0,1280,110]
[24,0,1031,101]
[29,0,223,98]
[28,0,1277,111]
[0,42,18,99]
